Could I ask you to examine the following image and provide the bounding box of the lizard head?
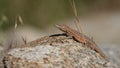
[55,24,70,32]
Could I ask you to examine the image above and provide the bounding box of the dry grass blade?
[69,0,85,42]
[14,18,18,29]
[69,0,82,33]
[14,15,24,29]
[21,36,27,45]
[18,16,24,25]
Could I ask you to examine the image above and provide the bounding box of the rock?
[2,34,117,68]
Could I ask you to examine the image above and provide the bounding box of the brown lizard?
[56,24,108,61]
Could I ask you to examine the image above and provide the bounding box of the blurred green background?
[0,0,120,45]
[0,0,120,30]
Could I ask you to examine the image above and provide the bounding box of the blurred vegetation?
[0,0,120,31]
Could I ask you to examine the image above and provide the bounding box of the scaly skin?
[56,24,108,61]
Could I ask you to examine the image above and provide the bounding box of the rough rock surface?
[2,34,117,68]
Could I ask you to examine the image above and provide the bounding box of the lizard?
[56,24,109,61]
